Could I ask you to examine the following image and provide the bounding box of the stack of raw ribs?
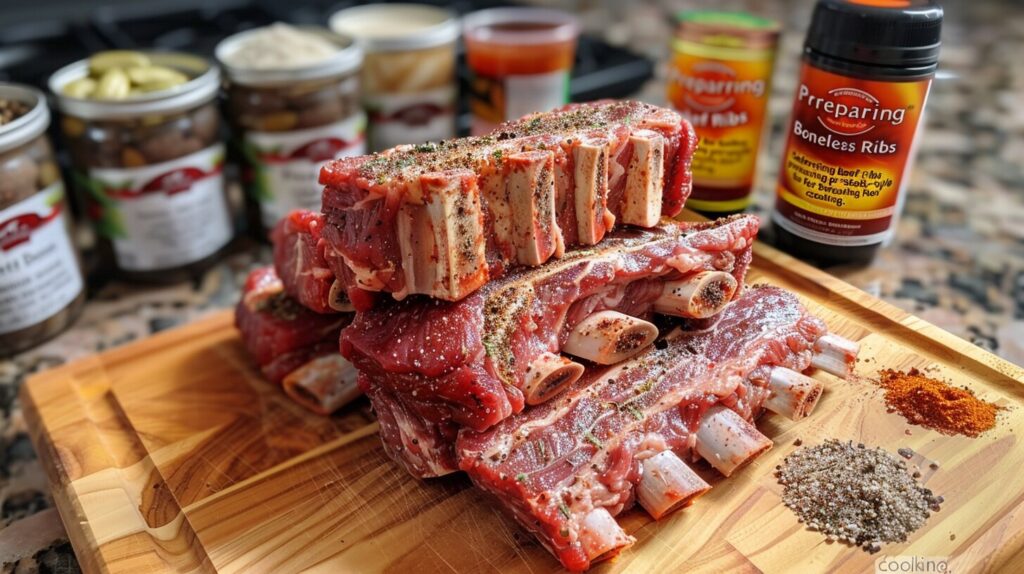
[236,101,859,571]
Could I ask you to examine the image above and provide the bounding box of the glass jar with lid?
[216,24,365,235]
[329,4,458,152]
[0,83,85,356]
[50,52,232,283]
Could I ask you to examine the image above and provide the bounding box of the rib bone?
[327,278,355,312]
[765,367,825,421]
[507,151,564,266]
[695,405,773,477]
[578,508,635,564]
[397,171,488,300]
[621,130,665,227]
[563,310,658,365]
[654,271,738,319]
[637,451,711,519]
[811,333,860,378]
[572,137,611,245]
[282,355,361,416]
[522,352,585,405]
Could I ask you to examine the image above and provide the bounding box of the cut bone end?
[765,367,825,421]
[812,334,860,377]
[572,139,610,246]
[563,310,658,365]
[399,171,488,300]
[621,131,664,227]
[578,508,635,564]
[695,406,773,477]
[637,451,712,519]
[282,355,361,415]
[506,151,558,267]
[327,278,355,312]
[654,271,738,319]
[523,353,585,405]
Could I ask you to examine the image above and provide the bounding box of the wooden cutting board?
[21,239,1024,574]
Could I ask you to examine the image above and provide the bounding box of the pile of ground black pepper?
[776,439,942,553]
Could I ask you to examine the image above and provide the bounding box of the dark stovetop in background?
[0,0,655,132]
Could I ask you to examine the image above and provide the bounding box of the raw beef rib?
[272,210,353,314]
[320,100,698,303]
[349,215,760,477]
[456,285,858,571]
[235,267,359,415]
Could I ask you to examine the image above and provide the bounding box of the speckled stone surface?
[1,1,1022,571]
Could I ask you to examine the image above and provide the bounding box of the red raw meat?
[457,286,840,571]
[235,267,350,383]
[272,210,350,314]
[320,100,698,303]
[348,215,760,477]
[360,376,460,478]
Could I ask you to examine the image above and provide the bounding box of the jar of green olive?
[0,84,85,356]
[49,51,231,282]
[216,24,365,235]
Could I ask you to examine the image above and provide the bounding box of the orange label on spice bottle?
[773,64,931,246]
[668,41,776,212]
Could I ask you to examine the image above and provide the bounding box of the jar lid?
[329,4,459,53]
[216,25,363,87]
[676,11,779,47]
[49,52,219,120]
[463,7,579,46]
[0,84,50,153]
[805,0,943,68]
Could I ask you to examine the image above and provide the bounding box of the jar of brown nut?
[216,24,365,235]
[0,84,85,357]
[49,52,231,282]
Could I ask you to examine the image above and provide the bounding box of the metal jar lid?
[216,25,364,88]
[49,52,219,121]
[329,4,459,53]
[0,84,50,154]
[675,11,780,51]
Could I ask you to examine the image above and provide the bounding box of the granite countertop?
[2,0,1022,571]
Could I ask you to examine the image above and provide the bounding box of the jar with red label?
[0,84,85,356]
[217,24,366,235]
[50,51,231,283]
[772,0,943,264]
[330,4,458,152]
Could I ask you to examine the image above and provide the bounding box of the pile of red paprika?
[878,368,1000,438]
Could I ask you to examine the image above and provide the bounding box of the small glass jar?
[216,26,365,235]
[49,53,231,283]
[463,8,579,135]
[0,84,85,356]
[330,4,458,151]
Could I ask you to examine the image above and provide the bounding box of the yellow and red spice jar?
[772,0,943,264]
[667,11,779,215]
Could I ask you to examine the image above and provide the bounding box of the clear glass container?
[216,25,365,235]
[463,8,579,135]
[330,4,458,151]
[0,84,85,356]
[50,52,232,283]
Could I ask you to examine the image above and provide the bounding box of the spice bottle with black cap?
[772,0,943,265]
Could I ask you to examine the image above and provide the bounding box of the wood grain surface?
[21,238,1024,574]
